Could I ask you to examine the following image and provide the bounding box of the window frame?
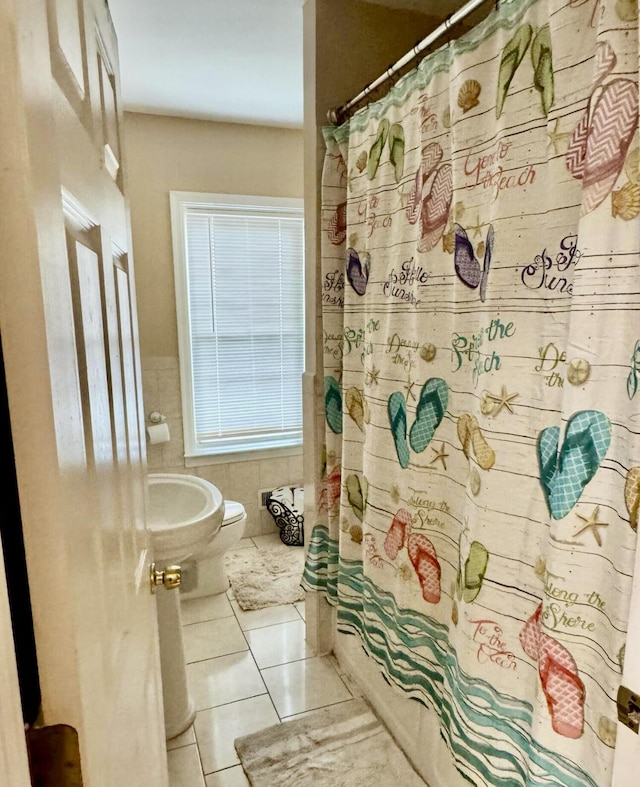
[170,190,305,461]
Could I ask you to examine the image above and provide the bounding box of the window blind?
[174,195,304,456]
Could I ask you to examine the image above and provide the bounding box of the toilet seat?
[222,500,245,526]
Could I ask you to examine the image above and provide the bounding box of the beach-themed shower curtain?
[303,0,640,784]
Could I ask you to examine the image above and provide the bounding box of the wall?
[123,112,304,536]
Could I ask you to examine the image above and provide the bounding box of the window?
[170,192,304,458]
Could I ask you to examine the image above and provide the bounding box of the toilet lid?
[222,500,245,526]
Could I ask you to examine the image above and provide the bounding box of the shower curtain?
[303,0,639,784]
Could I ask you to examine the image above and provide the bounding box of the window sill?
[184,444,303,467]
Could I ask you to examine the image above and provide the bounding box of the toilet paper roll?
[146,422,170,444]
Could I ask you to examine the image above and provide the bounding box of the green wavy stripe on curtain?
[329,0,540,138]
[303,523,599,786]
[334,558,599,787]
[301,524,339,602]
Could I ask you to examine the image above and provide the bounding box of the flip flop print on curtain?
[387,378,449,469]
[345,386,370,431]
[565,41,639,215]
[520,604,586,739]
[382,509,441,603]
[457,413,496,470]
[405,142,453,253]
[324,376,343,434]
[366,118,405,183]
[451,535,489,625]
[454,223,494,302]
[537,410,612,520]
[627,339,640,399]
[496,24,555,119]
[346,473,368,522]
[624,466,640,531]
[456,537,490,604]
[346,248,370,295]
[318,464,341,515]
[327,201,347,246]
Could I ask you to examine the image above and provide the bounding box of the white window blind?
[171,193,304,457]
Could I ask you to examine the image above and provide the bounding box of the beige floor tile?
[261,655,352,718]
[226,545,258,559]
[183,616,247,663]
[205,766,250,787]
[166,724,196,751]
[180,593,234,625]
[194,695,279,774]
[232,538,255,550]
[251,533,283,549]
[244,619,314,669]
[230,599,300,631]
[167,743,205,787]
[186,651,266,710]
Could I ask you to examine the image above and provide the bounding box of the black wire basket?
[266,487,304,546]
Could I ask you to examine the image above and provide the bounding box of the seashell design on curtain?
[303,0,640,784]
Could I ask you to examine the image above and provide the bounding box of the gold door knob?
[150,563,182,593]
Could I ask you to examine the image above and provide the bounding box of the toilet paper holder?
[148,411,166,425]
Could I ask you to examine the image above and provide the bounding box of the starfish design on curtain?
[486,386,518,415]
[404,377,418,401]
[467,214,484,238]
[547,118,571,154]
[366,364,380,386]
[430,443,449,470]
[574,506,608,547]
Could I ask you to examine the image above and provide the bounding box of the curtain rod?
[327,0,493,125]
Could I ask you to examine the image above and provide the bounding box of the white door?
[0,0,168,784]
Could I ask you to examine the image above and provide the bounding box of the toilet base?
[180,552,230,599]
[179,512,247,600]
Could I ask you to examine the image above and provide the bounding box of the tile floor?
[166,532,356,787]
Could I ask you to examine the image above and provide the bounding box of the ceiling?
[107,0,467,129]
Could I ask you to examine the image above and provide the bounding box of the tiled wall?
[141,356,303,538]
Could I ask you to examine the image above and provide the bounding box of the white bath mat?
[234,698,426,786]
[225,544,305,610]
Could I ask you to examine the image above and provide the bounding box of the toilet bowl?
[179,499,247,599]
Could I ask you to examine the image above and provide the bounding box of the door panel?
[0,0,168,784]
[46,0,91,124]
[116,261,143,467]
[53,0,85,89]
[96,41,122,184]
[68,230,114,466]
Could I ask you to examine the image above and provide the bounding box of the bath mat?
[225,544,305,611]
[234,698,426,786]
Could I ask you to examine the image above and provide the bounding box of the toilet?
[179,499,247,599]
